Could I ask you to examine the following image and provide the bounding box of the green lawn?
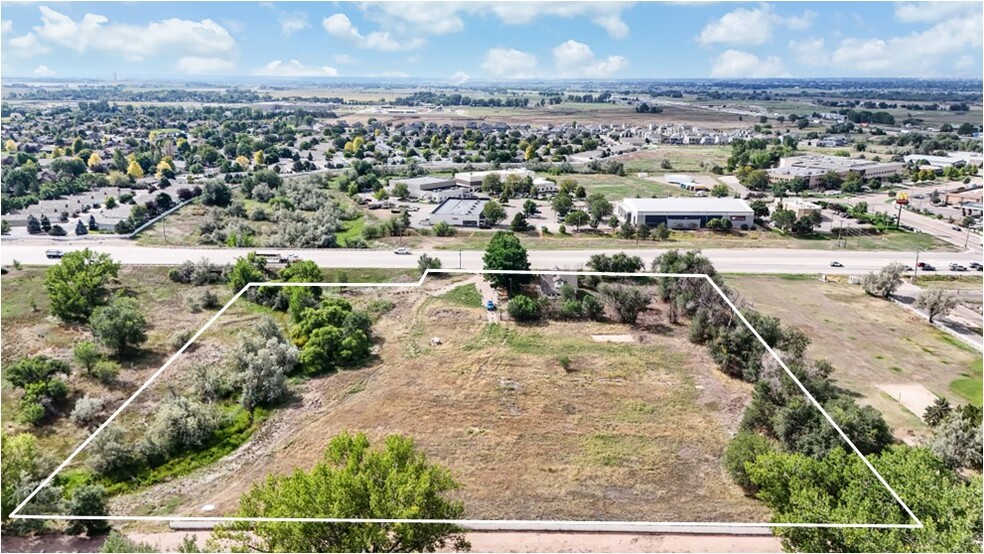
[432,227,953,252]
[557,173,693,200]
[437,283,482,307]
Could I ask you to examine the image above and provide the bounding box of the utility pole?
[458,250,462,269]
[911,248,920,283]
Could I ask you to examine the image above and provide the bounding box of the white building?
[768,155,904,188]
[616,198,755,230]
[454,168,535,190]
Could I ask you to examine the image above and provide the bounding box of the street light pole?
[911,248,920,284]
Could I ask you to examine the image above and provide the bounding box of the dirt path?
[2,528,781,553]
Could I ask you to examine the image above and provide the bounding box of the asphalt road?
[2,241,980,275]
[844,187,983,252]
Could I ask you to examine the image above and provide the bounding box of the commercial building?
[532,177,558,196]
[903,151,984,169]
[454,168,535,190]
[768,155,904,188]
[428,198,489,227]
[389,176,471,202]
[616,198,755,230]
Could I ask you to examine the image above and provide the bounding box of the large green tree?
[747,446,982,552]
[481,231,532,293]
[89,297,148,358]
[212,432,469,553]
[44,249,120,322]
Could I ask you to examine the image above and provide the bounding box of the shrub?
[90,297,148,358]
[147,396,218,455]
[65,484,111,536]
[432,221,457,237]
[70,395,108,428]
[581,295,604,320]
[187,289,219,312]
[724,431,776,493]
[87,426,143,475]
[559,355,573,372]
[170,329,195,351]
[91,360,121,385]
[507,295,541,322]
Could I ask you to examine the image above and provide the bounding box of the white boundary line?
[10,269,923,530]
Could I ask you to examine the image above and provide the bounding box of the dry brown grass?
[728,276,981,440]
[112,284,766,523]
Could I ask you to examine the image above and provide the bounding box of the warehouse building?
[428,198,489,227]
[616,198,755,230]
[389,176,472,202]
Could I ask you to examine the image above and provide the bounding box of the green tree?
[564,209,590,231]
[229,252,267,292]
[481,200,506,226]
[212,432,468,553]
[234,317,297,419]
[654,223,670,241]
[916,289,957,323]
[2,432,62,534]
[507,295,541,321]
[710,183,731,197]
[44,249,121,322]
[202,181,232,207]
[861,262,906,298]
[482,231,532,294]
[73,341,102,375]
[418,253,442,276]
[89,297,148,358]
[510,212,528,232]
[65,484,111,536]
[747,446,982,552]
[923,397,952,428]
[392,182,410,200]
[551,192,573,217]
[725,432,776,494]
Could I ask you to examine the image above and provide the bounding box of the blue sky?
[1,1,981,80]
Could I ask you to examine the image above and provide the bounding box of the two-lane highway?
[2,242,980,276]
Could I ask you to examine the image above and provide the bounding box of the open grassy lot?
[103,279,766,523]
[558,173,693,199]
[429,227,951,252]
[728,276,982,437]
[620,146,732,175]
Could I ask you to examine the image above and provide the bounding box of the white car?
[394,247,412,255]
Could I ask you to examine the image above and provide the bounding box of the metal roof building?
[429,198,489,227]
[616,198,754,230]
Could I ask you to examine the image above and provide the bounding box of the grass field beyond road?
[729,276,983,435]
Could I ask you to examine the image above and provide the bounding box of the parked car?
[952,226,962,232]
[969,262,983,271]
[45,249,64,259]
[921,264,936,271]
[485,300,496,311]
[394,247,412,255]
[949,263,967,271]
[829,261,843,267]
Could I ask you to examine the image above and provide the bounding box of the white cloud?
[697,4,815,46]
[552,40,629,77]
[450,71,470,85]
[2,20,13,34]
[788,37,829,66]
[8,32,50,55]
[592,14,629,39]
[33,64,54,76]
[362,1,634,39]
[33,6,236,63]
[830,15,982,75]
[482,48,538,79]
[323,13,424,51]
[174,56,235,74]
[895,2,982,23]
[277,11,309,36]
[709,49,785,78]
[254,59,338,77]
[332,53,356,65]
